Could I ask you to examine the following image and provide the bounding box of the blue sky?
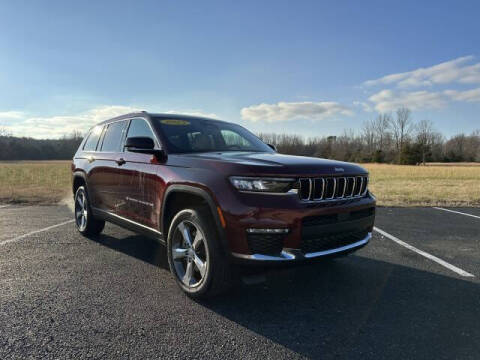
[1,0,479,138]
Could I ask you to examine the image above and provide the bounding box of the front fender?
[161,184,230,256]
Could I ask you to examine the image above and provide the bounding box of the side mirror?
[267,143,277,152]
[126,136,155,150]
[125,137,167,161]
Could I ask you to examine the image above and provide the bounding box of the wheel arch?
[72,171,88,195]
[161,185,229,256]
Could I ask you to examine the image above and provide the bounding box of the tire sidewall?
[167,208,215,297]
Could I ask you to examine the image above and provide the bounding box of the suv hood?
[174,152,367,176]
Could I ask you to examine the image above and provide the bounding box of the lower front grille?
[302,207,375,227]
[247,233,285,256]
[301,230,368,254]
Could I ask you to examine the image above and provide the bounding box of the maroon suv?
[72,112,376,298]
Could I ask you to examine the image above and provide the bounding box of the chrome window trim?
[125,117,163,150]
[82,115,165,153]
[99,120,129,153]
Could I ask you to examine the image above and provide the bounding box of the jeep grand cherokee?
[72,112,376,298]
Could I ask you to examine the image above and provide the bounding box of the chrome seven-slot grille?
[298,175,368,201]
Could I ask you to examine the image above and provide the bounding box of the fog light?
[246,228,290,234]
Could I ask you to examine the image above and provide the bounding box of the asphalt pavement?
[0,204,479,359]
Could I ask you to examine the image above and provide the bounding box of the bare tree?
[463,130,480,162]
[362,119,376,155]
[64,129,84,141]
[429,132,445,162]
[0,126,11,137]
[445,134,467,161]
[390,107,414,163]
[416,119,435,165]
[471,130,480,162]
[373,113,391,152]
[258,133,279,147]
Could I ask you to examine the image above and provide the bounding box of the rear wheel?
[74,186,105,236]
[167,207,231,298]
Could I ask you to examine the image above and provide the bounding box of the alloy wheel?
[75,190,88,231]
[171,220,209,288]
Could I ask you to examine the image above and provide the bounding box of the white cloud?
[364,56,480,88]
[353,101,373,112]
[241,101,352,123]
[1,106,219,139]
[445,88,480,103]
[0,111,25,120]
[4,106,141,138]
[368,86,480,112]
[368,89,447,112]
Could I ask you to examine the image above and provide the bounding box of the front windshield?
[153,117,274,154]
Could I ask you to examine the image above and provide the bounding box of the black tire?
[167,206,231,299]
[74,186,105,236]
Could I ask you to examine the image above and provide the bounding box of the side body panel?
[116,152,167,229]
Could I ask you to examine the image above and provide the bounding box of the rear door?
[81,125,105,207]
[92,119,128,213]
[116,117,164,229]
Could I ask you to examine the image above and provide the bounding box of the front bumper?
[232,232,371,262]
[222,191,376,258]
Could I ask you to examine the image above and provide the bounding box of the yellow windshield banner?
[160,119,190,126]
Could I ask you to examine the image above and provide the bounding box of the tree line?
[0,130,83,161]
[0,107,479,163]
[258,107,480,164]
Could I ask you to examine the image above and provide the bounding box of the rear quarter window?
[83,126,104,151]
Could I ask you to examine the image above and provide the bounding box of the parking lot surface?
[0,205,479,359]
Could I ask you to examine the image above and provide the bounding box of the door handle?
[116,158,126,166]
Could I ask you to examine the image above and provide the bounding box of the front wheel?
[167,207,231,298]
[74,186,105,236]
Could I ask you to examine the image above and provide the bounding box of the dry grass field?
[0,160,479,206]
[0,161,72,204]
[423,162,480,167]
[364,163,480,206]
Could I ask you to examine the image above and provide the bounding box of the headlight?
[229,176,297,193]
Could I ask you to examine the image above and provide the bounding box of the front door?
[116,118,164,230]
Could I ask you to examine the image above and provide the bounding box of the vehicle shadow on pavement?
[203,257,479,359]
[90,233,170,270]
[86,233,479,359]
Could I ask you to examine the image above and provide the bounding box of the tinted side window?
[100,121,127,152]
[126,118,155,141]
[83,126,103,151]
